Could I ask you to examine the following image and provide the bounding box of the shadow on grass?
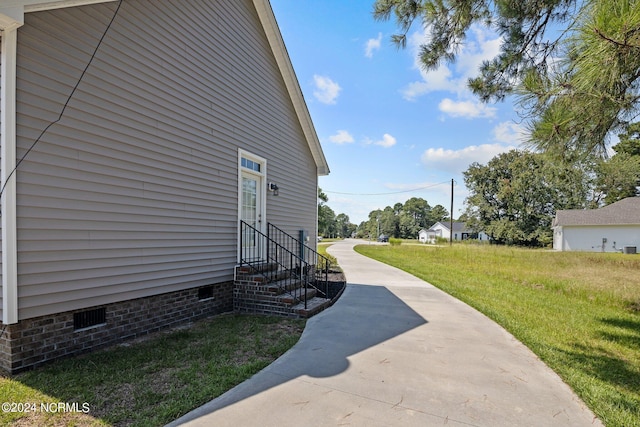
[167,284,427,426]
[560,343,640,394]
[598,317,640,351]
[549,316,640,424]
[556,342,640,422]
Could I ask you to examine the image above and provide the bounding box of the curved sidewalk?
[168,239,602,427]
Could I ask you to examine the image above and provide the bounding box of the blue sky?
[270,1,526,224]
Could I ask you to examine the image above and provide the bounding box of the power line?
[0,0,124,200]
[325,180,453,196]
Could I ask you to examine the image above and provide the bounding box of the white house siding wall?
[559,225,640,252]
[430,223,449,240]
[14,0,318,320]
[553,227,563,251]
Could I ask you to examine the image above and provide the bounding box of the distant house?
[0,0,328,373]
[420,222,488,243]
[552,197,640,252]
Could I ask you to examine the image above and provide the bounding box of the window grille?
[74,307,106,330]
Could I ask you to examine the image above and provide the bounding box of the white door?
[239,151,266,262]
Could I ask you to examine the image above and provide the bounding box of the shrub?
[389,238,402,246]
[435,237,449,245]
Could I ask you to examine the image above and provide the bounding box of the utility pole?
[450,179,454,246]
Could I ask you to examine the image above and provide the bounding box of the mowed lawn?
[355,243,640,427]
[0,314,305,427]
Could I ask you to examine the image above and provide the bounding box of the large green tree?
[399,197,431,237]
[335,213,357,238]
[614,122,640,157]
[358,197,450,239]
[373,0,579,102]
[520,0,640,159]
[362,206,399,238]
[374,0,640,159]
[318,204,337,237]
[317,188,337,237]
[463,150,589,246]
[593,123,640,204]
[428,204,450,225]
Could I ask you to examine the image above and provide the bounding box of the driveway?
[168,239,602,427]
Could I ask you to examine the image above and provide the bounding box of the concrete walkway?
[168,239,602,427]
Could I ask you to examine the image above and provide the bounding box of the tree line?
[318,192,449,240]
[463,129,640,247]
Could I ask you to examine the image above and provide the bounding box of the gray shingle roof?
[553,197,640,227]
[428,221,467,232]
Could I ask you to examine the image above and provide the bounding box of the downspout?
[1,7,24,325]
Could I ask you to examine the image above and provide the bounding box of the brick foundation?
[233,279,302,318]
[0,282,233,374]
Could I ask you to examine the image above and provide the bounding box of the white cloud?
[492,121,527,144]
[365,33,382,58]
[313,75,341,104]
[421,143,516,174]
[402,25,502,101]
[329,130,355,144]
[377,134,397,147]
[438,98,497,118]
[365,133,397,148]
[455,26,502,79]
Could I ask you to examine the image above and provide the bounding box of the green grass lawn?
[317,242,338,267]
[355,243,640,427]
[0,314,305,427]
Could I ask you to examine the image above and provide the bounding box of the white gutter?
[0,9,23,325]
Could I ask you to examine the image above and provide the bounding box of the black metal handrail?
[239,221,329,309]
[267,223,331,291]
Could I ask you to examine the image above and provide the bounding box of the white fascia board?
[253,0,329,176]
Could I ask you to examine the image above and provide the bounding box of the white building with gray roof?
[552,197,640,252]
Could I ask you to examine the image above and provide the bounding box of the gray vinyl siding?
[15,0,319,319]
